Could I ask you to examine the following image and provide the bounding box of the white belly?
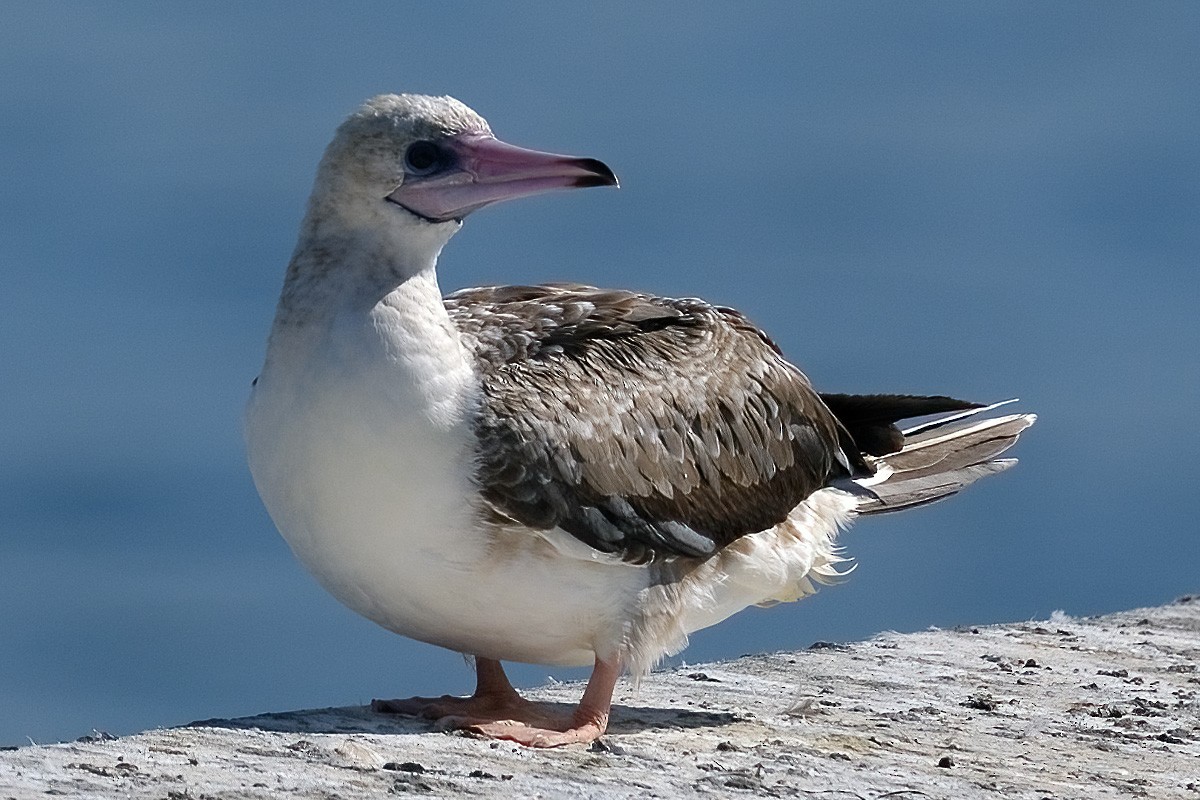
[244,304,646,667]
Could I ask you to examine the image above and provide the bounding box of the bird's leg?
[373,656,620,748]
[455,656,619,748]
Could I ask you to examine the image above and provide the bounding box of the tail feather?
[850,459,1020,514]
[838,402,1036,515]
[898,397,1020,439]
[883,413,1033,477]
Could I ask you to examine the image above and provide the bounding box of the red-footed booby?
[244,93,1035,747]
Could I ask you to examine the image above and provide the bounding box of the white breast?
[244,273,645,667]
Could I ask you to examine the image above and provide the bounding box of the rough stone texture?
[3,598,1198,799]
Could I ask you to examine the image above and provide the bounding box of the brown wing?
[447,283,865,563]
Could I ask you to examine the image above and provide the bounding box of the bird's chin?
[386,196,465,226]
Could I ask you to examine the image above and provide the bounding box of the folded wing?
[448,284,858,563]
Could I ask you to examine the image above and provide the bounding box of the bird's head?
[310,93,617,232]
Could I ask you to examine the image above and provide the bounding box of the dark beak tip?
[577,157,619,188]
[574,173,620,189]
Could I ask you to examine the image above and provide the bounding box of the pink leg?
[372,656,620,748]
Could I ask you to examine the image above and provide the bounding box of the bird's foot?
[372,695,609,753]
[372,692,606,747]
[371,656,615,748]
[458,713,607,748]
[370,691,562,727]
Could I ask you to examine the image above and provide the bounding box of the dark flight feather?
[819,393,982,456]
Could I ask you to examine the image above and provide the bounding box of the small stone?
[391,774,434,794]
[961,692,998,712]
[588,738,627,755]
[1090,704,1124,718]
[716,741,740,752]
[937,755,954,768]
[725,775,764,790]
[383,761,426,774]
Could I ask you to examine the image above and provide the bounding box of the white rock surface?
[3,598,1198,799]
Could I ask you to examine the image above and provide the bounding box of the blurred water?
[2,2,1198,746]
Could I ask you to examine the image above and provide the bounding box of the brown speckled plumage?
[447,283,870,564]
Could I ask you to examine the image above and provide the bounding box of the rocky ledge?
[2,598,1198,799]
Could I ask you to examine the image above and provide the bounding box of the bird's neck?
[271,196,460,330]
[259,215,476,431]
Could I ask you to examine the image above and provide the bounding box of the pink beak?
[386,132,618,223]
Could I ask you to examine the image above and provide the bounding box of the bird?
[244,93,1035,748]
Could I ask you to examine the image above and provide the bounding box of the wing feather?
[448,284,854,562]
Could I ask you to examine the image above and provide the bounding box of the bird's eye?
[404,141,442,175]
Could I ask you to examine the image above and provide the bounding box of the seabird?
[245,93,1035,747]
